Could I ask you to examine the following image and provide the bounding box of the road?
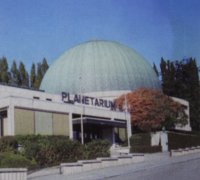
[28,153,200,180]
[108,157,200,180]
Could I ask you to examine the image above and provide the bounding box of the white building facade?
[0,84,131,145]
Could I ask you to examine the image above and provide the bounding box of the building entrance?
[72,116,127,145]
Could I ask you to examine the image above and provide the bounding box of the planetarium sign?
[61,92,116,110]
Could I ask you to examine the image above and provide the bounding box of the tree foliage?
[34,58,49,89]
[115,88,188,132]
[19,62,29,87]
[153,63,159,77]
[0,57,10,83]
[160,58,200,131]
[0,57,49,89]
[30,63,36,88]
[10,61,20,86]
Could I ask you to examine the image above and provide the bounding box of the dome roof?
[40,40,160,95]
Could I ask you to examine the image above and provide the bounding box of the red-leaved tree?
[115,88,188,131]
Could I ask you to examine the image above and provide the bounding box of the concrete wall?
[151,131,168,152]
[0,85,129,120]
[172,97,191,131]
[60,154,144,175]
[151,132,160,146]
[0,168,27,180]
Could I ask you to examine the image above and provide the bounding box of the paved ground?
[108,155,200,180]
[28,152,200,180]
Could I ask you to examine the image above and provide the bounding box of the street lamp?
[79,77,84,144]
[125,94,130,148]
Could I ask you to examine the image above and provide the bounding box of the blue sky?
[0,0,200,70]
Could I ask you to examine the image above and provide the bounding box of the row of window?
[14,108,69,136]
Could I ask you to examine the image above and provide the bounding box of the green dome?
[40,40,160,95]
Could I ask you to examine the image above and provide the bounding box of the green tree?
[160,58,200,131]
[160,58,176,96]
[19,62,29,87]
[0,57,10,84]
[30,63,36,88]
[34,63,42,89]
[10,60,20,86]
[153,63,159,77]
[41,58,49,76]
[34,58,49,89]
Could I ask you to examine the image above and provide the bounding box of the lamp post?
[125,94,130,148]
[80,77,84,144]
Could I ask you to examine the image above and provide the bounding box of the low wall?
[151,131,168,152]
[170,146,200,156]
[0,168,27,180]
[60,154,144,175]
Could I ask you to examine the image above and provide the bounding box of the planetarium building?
[41,40,160,98]
[0,40,162,145]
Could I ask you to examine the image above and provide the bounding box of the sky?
[0,0,200,71]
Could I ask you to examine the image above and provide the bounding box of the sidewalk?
[28,152,200,180]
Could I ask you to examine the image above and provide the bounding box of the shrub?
[130,133,151,146]
[0,136,18,152]
[130,133,161,153]
[130,145,161,153]
[84,140,111,159]
[16,135,47,160]
[0,152,36,168]
[168,132,200,150]
[16,135,85,167]
[35,138,85,166]
[2,135,111,167]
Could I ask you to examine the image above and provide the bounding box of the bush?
[16,135,47,160]
[0,136,18,152]
[130,133,151,146]
[0,135,111,168]
[84,140,110,159]
[130,145,162,153]
[16,135,85,167]
[168,132,200,150]
[35,138,85,166]
[0,152,36,168]
[130,133,161,153]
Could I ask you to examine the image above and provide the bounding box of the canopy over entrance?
[73,116,127,144]
[73,117,126,128]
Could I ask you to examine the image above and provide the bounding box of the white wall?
[172,97,191,131]
[0,85,132,139]
[151,131,168,152]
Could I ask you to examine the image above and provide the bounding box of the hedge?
[15,135,86,166]
[84,140,110,159]
[168,132,200,150]
[130,133,151,146]
[0,136,18,152]
[130,145,162,153]
[0,135,111,168]
[130,133,162,153]
[0,152,36,168]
